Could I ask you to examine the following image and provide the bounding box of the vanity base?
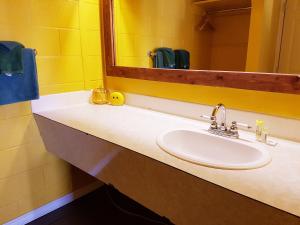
[35,115,300,225]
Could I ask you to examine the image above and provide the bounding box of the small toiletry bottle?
[256,120,264,141]
[261,127,269,143]
[91,88,108,104]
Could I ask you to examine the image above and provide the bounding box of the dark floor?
[27,185,174,225]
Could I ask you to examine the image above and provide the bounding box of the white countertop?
[32,91,300,217]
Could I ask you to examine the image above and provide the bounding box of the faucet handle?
[231,121,252,129]
[200,115,217,129]
[236,122,252,129]
[229,121,252,139]
[200,115,211,120]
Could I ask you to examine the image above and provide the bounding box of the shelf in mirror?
[194,0,251,13]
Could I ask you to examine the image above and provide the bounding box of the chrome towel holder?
[147,51,156,57]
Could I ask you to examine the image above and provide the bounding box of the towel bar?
[33,49,38,56]
[147,51,156,57]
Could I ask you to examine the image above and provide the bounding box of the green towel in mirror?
[0,41,25,76]
[154,51,164,68]
[175,49,190,69]
[153,48,175,69]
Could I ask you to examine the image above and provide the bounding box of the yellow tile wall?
[0,0,103,223]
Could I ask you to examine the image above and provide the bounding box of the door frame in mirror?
[102,0,300,94]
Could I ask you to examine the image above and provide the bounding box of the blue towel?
[0,48,39,105]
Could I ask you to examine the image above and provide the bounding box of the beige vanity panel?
[35,115,300,225]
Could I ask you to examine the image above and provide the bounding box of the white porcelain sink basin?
[157,130,271,170]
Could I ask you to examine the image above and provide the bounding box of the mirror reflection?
[114,0,300,74]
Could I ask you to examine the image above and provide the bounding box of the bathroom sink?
[157,130,271,170]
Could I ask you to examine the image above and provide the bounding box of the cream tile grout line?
[39,81,85,86]
[81,1,98,87]
[0,137,43,153]
[41,162,50,211]
[28,0,33,28]
[0,113,32,121]
[36,56,83,58]
[81,1,102,89]
[78,0,89,89]
[0,117,42,151]
[0,165,45,183]
[39,84,86,90]
[0,159,47,182]
[0,114,33,122]
[0,169,47,184]
[58,29,63,57]
[0,139,42,154]
[33,26,82,31]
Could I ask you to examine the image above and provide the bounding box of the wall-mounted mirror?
[102,0,300,94]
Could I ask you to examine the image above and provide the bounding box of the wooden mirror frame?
[102,0,300,94]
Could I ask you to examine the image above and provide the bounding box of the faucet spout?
[211,103,226,129]
[201,103,251,139]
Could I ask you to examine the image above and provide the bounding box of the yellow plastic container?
[91,88,108,104]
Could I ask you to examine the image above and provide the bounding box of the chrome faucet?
[211,103,226,131]
[201,103,251,139]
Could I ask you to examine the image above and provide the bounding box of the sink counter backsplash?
[32,91,300,218]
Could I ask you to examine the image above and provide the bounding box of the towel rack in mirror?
[147,51,157,57]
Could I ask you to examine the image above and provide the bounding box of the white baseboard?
[4,181,102,225]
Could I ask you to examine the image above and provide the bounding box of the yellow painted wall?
[0,0,102,223]
[107,77,300,120]
[278,0,300,74]
[114,0,213,70]
[209,11,250,71]
[246,0,282,72]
